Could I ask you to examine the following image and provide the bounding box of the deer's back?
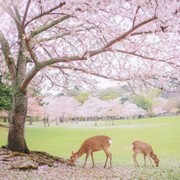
[82,135,112,151]
[132,140,153,155]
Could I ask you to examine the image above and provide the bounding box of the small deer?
[69,135,112,168]
[132,140,159,167]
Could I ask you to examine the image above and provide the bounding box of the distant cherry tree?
[43,96,80,120]
[0,0,179,152]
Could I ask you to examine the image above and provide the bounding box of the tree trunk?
[8,90,29,153]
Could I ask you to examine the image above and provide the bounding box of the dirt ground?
[0,162,137,180]
[0,148,179,180]
[0,148,135,180]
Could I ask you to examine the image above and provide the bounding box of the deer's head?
[152,154,160,167]
[69,151,78,165]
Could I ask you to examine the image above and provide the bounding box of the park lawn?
[0,126,8,145]
[0,116,180,179]
[1,116,180,164]
[24,116,180,164]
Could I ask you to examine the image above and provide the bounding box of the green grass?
[0,126,8,145]
[25,116,180,163]
[0,116,180,178]
[1,116,180,162]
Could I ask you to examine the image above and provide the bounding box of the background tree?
[132,95,152,114]
[0,76,12,111]
[132,89,162,115]
[99,87,121,100]
[0,0,179,152]
[75,92,89,104]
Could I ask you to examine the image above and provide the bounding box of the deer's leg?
[83,152,90,168]
[91,152,95,168]
[144,155,147,166]
[103,148,112,168]
[104,154,108,168]
[133,153,139,167]
[109,152,112,168]
[148,155,154,167]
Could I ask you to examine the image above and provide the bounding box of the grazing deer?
[132,140,159,167]
[69,135,112,168]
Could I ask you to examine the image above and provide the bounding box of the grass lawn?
[0,116,180,179]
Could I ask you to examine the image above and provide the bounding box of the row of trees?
[1,81,179,121]
[20,85,179,124]
[58,85,180,115]
[42,96,146,122]
[2,83,179,125]
[43,94,179,121]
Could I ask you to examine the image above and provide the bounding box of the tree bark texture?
[8,85,29,153]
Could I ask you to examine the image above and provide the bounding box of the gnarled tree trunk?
[8,88,29,153]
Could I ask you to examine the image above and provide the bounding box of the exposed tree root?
[0,124,9,128]
[0,147,72,170]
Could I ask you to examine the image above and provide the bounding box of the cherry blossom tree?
[0,0,179,152]
[43,96,80,121]
[120,101,147,118]
[153,97,168,115]
[77,97,113,118]
[153,96,180,115]
[27,96,44,119]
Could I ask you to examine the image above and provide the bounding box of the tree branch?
[22,0,31,27]
[29,15,70,39]
[0,30,16,78]
[24,36,39,65]
[33,17,159,66]
[132,5,140,27]
[104,16,157,49]
[20,16,158,90]
[36,32,71,43]
[112,49,180,68]
[0,1,20,25]
[19,66,40,91]
[25,2,66,27]
[36,26,95,44]
[51,65,130,82]
[51,65,180,93]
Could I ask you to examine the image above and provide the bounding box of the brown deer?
[69,135,112,168]
[132,140,159,167]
